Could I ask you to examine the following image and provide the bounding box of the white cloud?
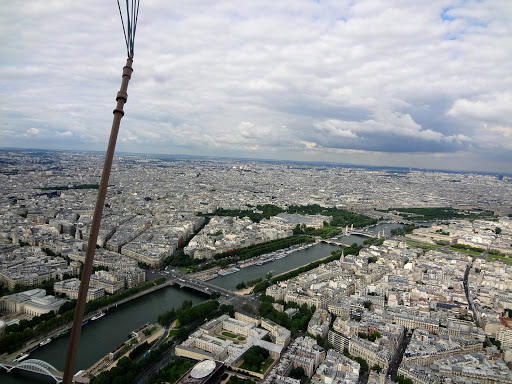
[490,126,512,138]
[448,91,512,150]
[448,92,512,124]
[1,0,511,171]
[26,128,40,136]
[312,110,466,144]
[313,120,358,139]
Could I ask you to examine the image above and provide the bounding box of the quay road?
[126,272,259,384]
[133,347,175,384]
[3,268,252,368]
[1,279,177,364]
[129,272,258,384]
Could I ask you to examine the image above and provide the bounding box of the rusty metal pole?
[62,57,133,384]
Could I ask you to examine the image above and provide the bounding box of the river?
[1,222,405,383]
[1,286,207,384]
[209,222,405,290]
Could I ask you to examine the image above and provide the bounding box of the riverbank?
[82,324,165,380]
[191,242,318,282]
[1,280,175,363]
[209,242,341,290]
[2,284,208,384]
[271,252,340,280]
[234,286,254,295]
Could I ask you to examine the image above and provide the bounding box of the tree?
[489,338,502,349]
[253,280,270,293]
[354,357,368,371]
[289,366,304,379]
[220,304,235,317]
[236,282,247,290]
[363,301,372,310]
[495,227,502,234]
[138,261,150,269]
[368,331,382,342]
[371,364,382,373]
[242,346,269,372]
[242,303,254,313]
[395,376,414,384]
[158,308,176,326]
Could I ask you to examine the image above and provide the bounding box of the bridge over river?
[322,239,352,246]
[169,276,234,297]
[321,230,376,247]
[348,230,373,237]
[0,359,63,382]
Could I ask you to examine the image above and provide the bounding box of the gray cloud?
[1,0,511,172]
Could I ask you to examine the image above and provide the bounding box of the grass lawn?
[238,336,246,341]
[178,267,195,273]
[449,247,482,255]
[240,357,274,373]
[407,240,442,247]
[260,356,274,373]
[487,254,512,264]
[406,240,445,252]
[168,329,178,338]
[222,331,237,338]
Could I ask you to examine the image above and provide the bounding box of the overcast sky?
[1,0,511,172]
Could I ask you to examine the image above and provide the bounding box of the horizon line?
[1,146,511,177]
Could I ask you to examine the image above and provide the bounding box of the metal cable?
[117,0,129,55]
[117,0,140,58]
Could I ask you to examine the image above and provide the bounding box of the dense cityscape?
[2,0,511,383]
[0,150,511,384]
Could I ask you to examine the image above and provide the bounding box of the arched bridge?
[171,277,233,297]
[346,230,373,237]
[0,359,63,382]
[322,239,351,246]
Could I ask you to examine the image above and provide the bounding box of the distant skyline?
[3,146,512,178]
[1,1,511,173]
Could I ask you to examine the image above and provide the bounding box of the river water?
[209,222,404,290]
[1,222,404,383]
[1,286,207,384]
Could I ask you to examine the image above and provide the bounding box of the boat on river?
[198,273,218,281]
[39,338,52,346]
[239,260,256,268]
[218,267,240,276]
[91,312,106,321]
[13,353,30,363]
[53,329,69,340]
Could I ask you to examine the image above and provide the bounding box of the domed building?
[175,359,225,384]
